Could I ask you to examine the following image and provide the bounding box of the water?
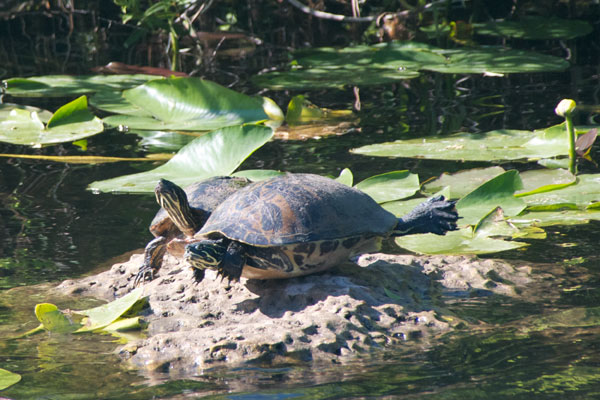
[2,40,600,400]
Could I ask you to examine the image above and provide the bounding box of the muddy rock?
[56,251,550,375]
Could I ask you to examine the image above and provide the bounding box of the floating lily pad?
[456,170,526,226]
[475,16,593,40]
[521,173,600,209]
[354,170,419,203]
[517,168,576,196]
[510,208,600,227]
[424,47,569,74]
[0,368,21,391]
[102,77,273,131]
[0,103,53,121]
[2,74,156,97]
[89,124,274,193]
[336,168,354,186]
[351,123,586,162]
[89,90,152,116]
[0,96,103,147]
[423,166,506,198]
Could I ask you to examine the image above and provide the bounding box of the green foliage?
[0,368,21,391]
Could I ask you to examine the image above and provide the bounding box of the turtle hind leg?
[135,236,167,285]
[393,195,459,236]
[217,241,245,282]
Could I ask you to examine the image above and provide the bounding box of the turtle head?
[184,239,228,272]
[155,179,196,236]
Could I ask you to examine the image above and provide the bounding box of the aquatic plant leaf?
[475,16,593,40]
[0,153,172,164]
[34,303,79,333]
[252,67,420,90]
[2,74,156,97]
[521,173,600,209]
[336,168,354,186]
[456,170,526,226]
[75,287,147,332]
[0,96,104,146]
[103,316,147,332]
[395,227,528,255]
[516,169,576,196]
[351,123,585,161]
[0,368,21,390]
[89,90,153,116]
[102,77,272,131]
[510,209,600,227]
[0,103,52,121]
[423,46,569,74]
[126,129,199,152]
[232,169,284,181]
[354,170,419,203]
[423,167,506,198]
[88,124,274,192]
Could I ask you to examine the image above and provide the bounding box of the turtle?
[135,176,251,285]
[181,173,459,283]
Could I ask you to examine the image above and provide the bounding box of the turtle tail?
[392,195,459,237]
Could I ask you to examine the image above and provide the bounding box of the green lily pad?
[89,124,274,193]
[424,47,569,74]
[510,209,600,227]
[516,168,576,196]
[0,96,103,147]
[0,368,21,391]
[521,173,600,209]
[75,287,147,332]
[395,227,528,255]
[336,168,354,186]
[423,166,506,198]
[456,170,526,226]
[32,303,79,333]
[354,170,419,203]
[475,16,593,40]
[0,103,53,121]
[89,90,152,116]
[102,77,272,131]
[351,123,585,162]
[3,74,156,97]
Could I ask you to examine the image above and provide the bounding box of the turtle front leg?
[394,195,459,236]
[135,236,167,285]
[218,241,246,282]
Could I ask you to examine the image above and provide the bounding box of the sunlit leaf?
[3,74,156,97]
[521,173,600,209]
[0,153,172,164]
[34,303,79,333]
[75,287,147,332]
[0,368,21,390]
[475,16,593,40]
[423,167,506,198]
[89,90,153,116]
[126,129,199,152]
[516,169,576,196]
[88,124,274,192]
[102,77,273,131]
[456,170,526,226]
[510,209,600,227]
[351,123,588,161]
[232,169,284,181]
[0,103,52,121]
[103,316,147,332]
[0,96,104,147]
[354,170,419,203]
[336,168,353,186]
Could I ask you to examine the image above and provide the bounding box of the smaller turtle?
[182,173,459,283]
[135,176,251,285]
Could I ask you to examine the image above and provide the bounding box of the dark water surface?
[2,67,600,398]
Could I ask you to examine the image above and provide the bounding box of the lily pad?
[89,90,152,116]
[456,170,526,226]
[0,368,21,391]
[2,74,156,97]
[351,123,586,162]
[423,166,506,198]
[0,96,103,147]
[354,170,419,203]
[475,16,593,40]
[510,209,600,227]
[88,124,274,193]
[31,303,79,333]
[102,77,273,131]
[0,103,53,121]
[516,168,576,196]
[521,173,600,209]
[75,287,146,332]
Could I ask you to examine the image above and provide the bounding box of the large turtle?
[180,173,459,283]
[135,176,251,284]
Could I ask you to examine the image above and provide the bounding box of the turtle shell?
[197,173,398,246]
[150,176,251,237]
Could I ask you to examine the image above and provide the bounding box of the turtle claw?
[394,196,460,236]
[134,264,154,286]
[192,268,205,283]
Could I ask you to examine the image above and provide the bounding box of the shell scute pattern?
[198,174,398,246]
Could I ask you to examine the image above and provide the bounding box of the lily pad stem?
[555,99,577,174]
